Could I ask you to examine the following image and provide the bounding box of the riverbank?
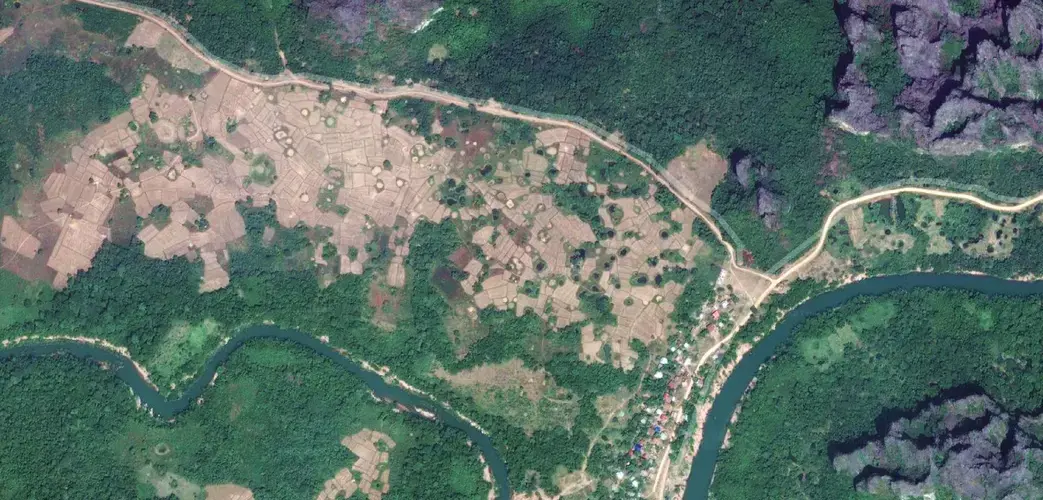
[0,325,512,499]
[683,272,1043,499]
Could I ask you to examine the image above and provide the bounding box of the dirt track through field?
[70,2,1043,350]
[66,2,1043,495]
[75,0,770,287]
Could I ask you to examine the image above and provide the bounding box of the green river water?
[0,325,511,499]
[5,274,1033,499]
[684,273,1043,499]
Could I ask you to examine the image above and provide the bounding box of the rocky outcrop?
[832,394,1043,499]
[755,187,782,231]
[727,153,783,231]
[832,0,1043,154]
[734,156,754,189]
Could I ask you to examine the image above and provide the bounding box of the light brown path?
[75,0,773,292]
[74,1,1043,355]
[64,3,1043,497]
[689,185,1043,414]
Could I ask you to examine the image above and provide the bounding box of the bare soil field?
[126,20,210,74]
[317,429,397,500]
[204,484,254,500]
[0,27,15,45]
[664,141,728,204]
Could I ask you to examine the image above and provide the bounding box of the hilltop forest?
[713,288,1043,498]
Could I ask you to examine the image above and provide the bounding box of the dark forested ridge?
[712,288,1043,499]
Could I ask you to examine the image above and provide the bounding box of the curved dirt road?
[760,186,1043,305]
[690,185,1043,394]
[74,0,773,286]
[68,2,1043,496]
[75,1,1043,357]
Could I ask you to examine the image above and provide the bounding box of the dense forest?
[0,54,130,213]
[124,0,359,77]
[712,288,1043,498]
[839,134,1043,199]
[62,3,141,44]
[0,343,487,499]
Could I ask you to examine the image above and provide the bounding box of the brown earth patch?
[318,429,397,500]
[796,248,848,283]
[964,214,1017,259]
[1,187,61,283]
[554,469,594,498]
[594,387,633,429]
[445,304,483,357]
[124,18,165,48]
[0,27,15,46]
[844,207,866,248]
[369,281,389,310]
[862,223,915,254]
[918,199,953,255]
[108,197,140,246]
[432,266,465,298]
[665,141,728,203]
[204,484,254,500]
[579,323,604,364]
[368,280,399,331]
[454,122,495,163]
[448,246,472,268]
[154,33,211,74]
[139,464,202,500]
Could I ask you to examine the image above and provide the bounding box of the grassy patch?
[247,153,277,186]
[801,301,894,371]
[149,319,223,387]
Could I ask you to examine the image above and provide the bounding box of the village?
[594,268,750,499]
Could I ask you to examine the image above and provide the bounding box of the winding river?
[8,274,1037,500]
[0,325,511,500]
[684,273,1043,500]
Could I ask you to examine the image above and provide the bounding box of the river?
[684,273,1043,500]
[0,325,511,499]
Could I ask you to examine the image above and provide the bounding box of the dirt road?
[67,3,1043,497]
[74,0,772,290]
[75,0,1043,372]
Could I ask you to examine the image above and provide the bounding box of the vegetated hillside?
[834,0,1043,154]
[126,0,438,76]
[712,288,1043,499]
